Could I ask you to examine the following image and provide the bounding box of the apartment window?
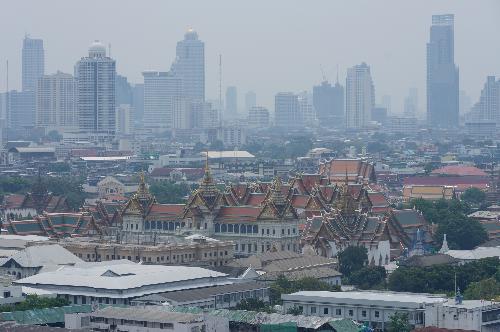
[288,228,290,235]
[241,244,246,251]
[335,309,341,316]
[348,309,353,316]
[362,310,367,317]
[281,229,285,235]
[375,311,380,318]
[323,307,329,315]
[310,307,317,314]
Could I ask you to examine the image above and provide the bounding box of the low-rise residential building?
[281,290,446,331]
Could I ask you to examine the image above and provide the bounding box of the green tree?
[0,295,69,313]
[387,312,411,332]
[464,278,500,300]
[434,214,488,250]
[286,306,303,316]
[338,246,368,278]
[45,177,87,210]
[269,275,339,305]
[209,139,224,151]
[349,266,386,289]
[461,187,487,206]
[424,162,440,175]
[149,181,191,204]
[235,298,274,313]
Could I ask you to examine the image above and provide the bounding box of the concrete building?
[216,126,246,147]
[275,92,300,128]
[313,80,344,127]
[75,41,116,139]
[386,116,418,134]
[14,261,229,305]
[470,76,500,124]
[425,300,500,332]
[22,36,44,92]
[142,71,183,131]
[66,306,228,332]
[282,291,446,331]
[427,14,459,127]
[171,29,205,102]
[225,86,238,120]
[36,71,77,134]
[404,88,419,118]
[7,90,36,130]
[346,63,375,129]
[115,104,133,135]
[248,106,270,128]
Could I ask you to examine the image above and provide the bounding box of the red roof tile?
[431,165,488,177]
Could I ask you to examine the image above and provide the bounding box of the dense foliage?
[269,276,340,305]
[349,266,387,290]
[461,187,487,207]
[0,295,69,313]
[408,198,488,249]
[243,136,313,159]
[149,181,192,204]
[464,278,500,301]
[338,246,368,278]
[387,312,411,332]
[388,257,500,294]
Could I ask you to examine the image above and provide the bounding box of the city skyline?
[0,1,499,114]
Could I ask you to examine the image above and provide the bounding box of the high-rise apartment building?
[427,14,459,127]
[225,86,238,120]
[248,106,270,128]
[142,71,183,130]
[298,92,315,126]
[115,104,133,135]
[345,63,375,129]
[275,92,300,128]
[22,36,44,92]
[132,84,144,126]
[404,88,419,117]
[471,76,500,124]
[171,29,205,102]
[36,71,77,133]
[7,90,36,129]
[313,80,344,126]
[75,41,116,137]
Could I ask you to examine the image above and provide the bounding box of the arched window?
[247,225,252,234]
[163,221,168,230]
[151,221,156,229]
[234,224,239,233]
[215,223,220,233]
[228,224,234,232]
[221,224,227,232]
[175,222,180,230]
[253,225,258,234]
[145,221,150,230]
[169,222,175,231]
[241,225,246,234]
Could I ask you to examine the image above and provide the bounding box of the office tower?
[313,80,344,126]
[75,41,116,136]
[345,63,375,129]
[7,90,36,129]
[225,86,238,119]
[142,71,183,130]
[298,92,315,126]
[380,95,391,114]
[245,91,256,112]
[22,36,44,92]
[427,14,459,127]
[132,84,144,125]
[171,28,205,101]
[191,101,218,129]
[248,106,270,128]
[404,88,418,117]
[471,76,500,123]
[116,74,133,106]
[275,92,300,128]
[115,104,133,135]
[36,71,77,133]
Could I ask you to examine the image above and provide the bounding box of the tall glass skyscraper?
[22,36,44,92]
[427,14,459,127]
[171,29,205,102]
[75,41,116,136]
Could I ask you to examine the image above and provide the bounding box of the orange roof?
[431,165,488,177]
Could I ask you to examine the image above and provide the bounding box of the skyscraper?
[171,29,205,102]
[132,84,144,126]
[142,71,183,130]
[404,88,418,117]
[345,63,375,129]
[427,14,459,127]
[36,71,77,133]
[313,80,344,126]
[22,36,44,92]
[470,76,500,124]
[245,91,257,112]
[75,41,116,137]
[225,86,238,120]
[275,92,300,128]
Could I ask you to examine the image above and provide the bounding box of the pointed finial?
[205,150,209,171]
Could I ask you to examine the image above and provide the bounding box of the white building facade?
[346,63,375,129]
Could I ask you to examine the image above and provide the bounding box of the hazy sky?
[1,0,499,114]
